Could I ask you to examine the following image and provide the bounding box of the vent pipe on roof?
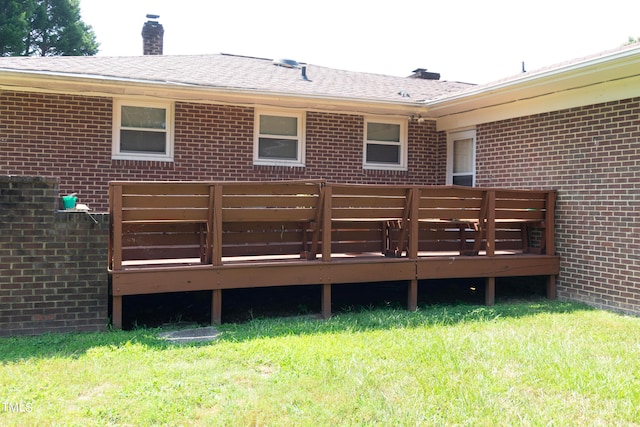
[142,14,164,55]
[408,68,441,80]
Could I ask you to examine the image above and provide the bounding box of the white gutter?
[0,68,424,118]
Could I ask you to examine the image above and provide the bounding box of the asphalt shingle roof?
[0,53,474,103]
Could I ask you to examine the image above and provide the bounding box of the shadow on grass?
[0,299,593,363]
[216,300,593,343]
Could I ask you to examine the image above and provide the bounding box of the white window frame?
[446,129,476,186]
[363,117,408,171]
[112,99,174,161]
[253,110,305,167]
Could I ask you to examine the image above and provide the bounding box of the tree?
[625,36,639,45]
[0,0,99,56]
[0,0,29,56]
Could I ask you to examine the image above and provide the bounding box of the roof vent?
[301,66,310,81]
[409,68,441,80]
[273,58,300,68]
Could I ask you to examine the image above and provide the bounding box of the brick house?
[1,18,639,334]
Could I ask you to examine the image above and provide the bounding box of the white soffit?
[429,45,640,131]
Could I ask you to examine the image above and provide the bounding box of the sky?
[79,0,640,85]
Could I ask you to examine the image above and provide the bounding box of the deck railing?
[109,180,555,270]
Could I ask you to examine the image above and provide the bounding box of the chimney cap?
[146,14,160,20]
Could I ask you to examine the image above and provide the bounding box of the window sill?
[112,155,174,162]
[363,165,408,172]
[253,160,305,168]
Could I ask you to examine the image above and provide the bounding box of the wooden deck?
[108,180,559,328]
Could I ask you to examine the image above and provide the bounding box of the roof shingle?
[0,53,474,103]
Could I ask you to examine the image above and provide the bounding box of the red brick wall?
[0,176,108,336]
[1,92,445,211]
[476,97,640,315]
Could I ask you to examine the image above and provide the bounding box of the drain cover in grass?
[158,326,221,343]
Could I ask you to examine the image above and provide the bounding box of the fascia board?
[426,46,640,124]
[435,73,640,131]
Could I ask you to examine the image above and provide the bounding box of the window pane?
[120,130,167,154]
[121,106,166,129]
[453,175,473,187]
[258,138,298,160]
[367,122,400,142]
[366,143,400,164]
[260,115,298,136]
[453,138,473,173]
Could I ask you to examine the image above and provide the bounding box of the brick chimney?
[142,14,164,55]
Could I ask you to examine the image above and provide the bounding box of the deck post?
[112,295,123,329]
[213,184,223,266]
[111,184,123,271]
[322,186,333,262]
[211,289,222,324]
[408,279,418,311]
[546,275,557,300]
[485,277,495,306]
[309,182,325,258]
[408,187,420,259]
[206,185,215,264]
[545,191,556,255]
[485,191,496,257]
[321,283,332,319]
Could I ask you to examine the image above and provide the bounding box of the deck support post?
[211,289,222,325]
[485,277,495,306]
[321,283,331,319]
[546,275,557,300]
[112,296,123,330]
[408,279,418,311]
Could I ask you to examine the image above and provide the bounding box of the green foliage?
[0,0,98,56]
[0,0,29,55]
[625,36,640,45]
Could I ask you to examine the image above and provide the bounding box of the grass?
[1,301,640,426]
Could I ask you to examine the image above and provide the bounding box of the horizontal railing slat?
[119,183,212,195]
[332,208,406,220]
[331,185,408,197]
[223,182,322,196]
[495,199,546,210]
[123,195,210,209]
[419,198,483,209]
[331,196,407,209]
[222,194,318,208]
[222,208,316,222]
[495,210,545,220]
[417,208,482,220]
[122,208,209,222]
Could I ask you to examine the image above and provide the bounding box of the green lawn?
[1,301,639,426]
